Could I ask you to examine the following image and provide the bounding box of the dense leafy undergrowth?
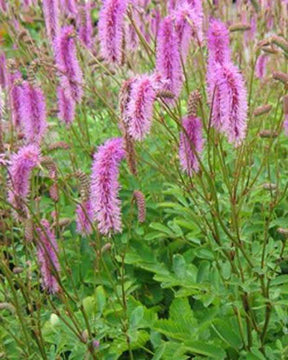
[1,0,288,359]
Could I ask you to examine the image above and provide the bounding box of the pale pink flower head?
[54,26,84,103]
[20,81,47,144]
[255,54,268,79]
[179,115,203,175]
[98,0,128,64]
[156,16,183,100]
[90,138,125,235]
[8,145,40,219]
[8,71,23,128]
[125,74,159,140]
[36,219,60,293]
[76,200,93,236]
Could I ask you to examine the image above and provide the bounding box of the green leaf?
[212,319,242,349]
[130,306,144,329]
[185,341,226,359]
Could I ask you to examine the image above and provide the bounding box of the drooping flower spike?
[124,74,160,141]
[98,0,128,64]
[76,200,93,236]
[20,81,47,144]
[90,138,125,235]
[57,86,76,125]
[54,26,84,103]
[8,145,40,219]
[179,115,203,175]
[212,63,248,146]
[156,16,183,100]
[36,219,60,293]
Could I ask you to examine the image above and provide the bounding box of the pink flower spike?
[207,18,231,66]
[20,81,47,144]
[125,74,158,140]
[98,0,128,64]
[213,63,248,146]
[76,200,93,235]
[36,219,60,293]
[54,26,84,103]
[76,3,94,49]
[42,0,60,43]
[57,86,76,125]
[179,115,203,175]
[90,138,125,235]
[156,16,183,100]
[8,71,23,128]
[8,145,40,219]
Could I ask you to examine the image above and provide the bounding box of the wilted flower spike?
[36,219,60,293]
[57,86,76,124]
[42,0,60,43]
[20,81,47,144]
[90,138,125,235]
[8,145,40,219]
[179,115,203,175]
[54,26,83,102]
[98,0,128,64]
[156,16,183,100]
[125,75,158,140]
[76,200,93,235]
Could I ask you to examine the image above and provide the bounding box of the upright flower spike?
[76,200,93,235]
[60,0,77,17]
[0,53,8,89]
[76,3,93,49]
[213,63,248,146]
[54,26,84,102]
[207,18,232,111]
[8,145,40,219]
[125,74,158,140]
[42,0,60,43]
[36,219,60,293]
[283,95,288,136]
[156,16,183,100]
[90,138,125,235]
[179,115,203,175]
[98,0,128,64]
[57,86,76,125]
[207,18,231,66]
[20,81,47,144]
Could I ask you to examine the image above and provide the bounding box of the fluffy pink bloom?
[207,18,231,66]
[255,54,268,79]
[36,219,60,293]
[8,145,40,219]
[90,138,125,235]
[125,74,158,140]
[76,3,93,49]
[20,81,47,144]
[156,16,183,100]
[42,0,60,43]
[212,63,248,146]
[54,26,83,102]
[179,115,203,175]
[98,0,128,64]
[76,200,93,235]
[57,86,76,124]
